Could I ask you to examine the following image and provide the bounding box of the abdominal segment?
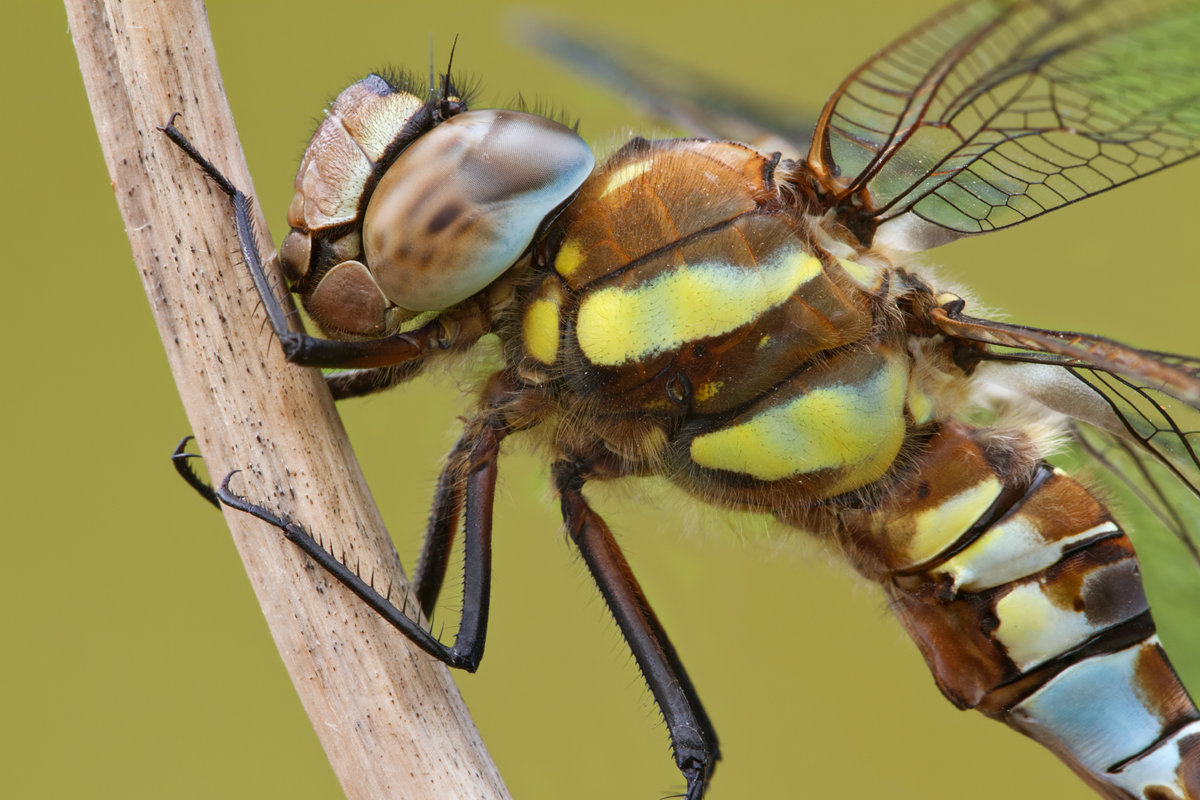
[849,422,1200,800]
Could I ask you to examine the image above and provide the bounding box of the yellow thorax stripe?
[523,300,561,365]
[601,159,655,198]
[836,257,882,291]
[576,249,823,366]
[689,357,907,490]
[554,238,584,279]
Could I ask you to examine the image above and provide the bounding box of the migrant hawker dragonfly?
[166,0,1200,797]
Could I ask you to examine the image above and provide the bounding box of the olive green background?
[6,1,1200,798]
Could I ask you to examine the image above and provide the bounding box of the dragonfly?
[164,0,1200,797]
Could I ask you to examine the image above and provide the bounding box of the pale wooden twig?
[64,1,510,797]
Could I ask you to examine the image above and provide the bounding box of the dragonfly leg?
[553,459,720,800]
[409,432,474,620]
[171,436,220,509]
[409,373,548,623]
[159,117,464,372]
[324,360,427,401]
[215,415,504,672]
[171,423,476,621]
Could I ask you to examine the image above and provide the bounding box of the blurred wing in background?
[518,14,817,158]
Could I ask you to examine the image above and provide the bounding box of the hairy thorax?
[492,137,989,522]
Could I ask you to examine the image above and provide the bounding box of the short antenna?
[427,34,436,101]
[441,34,460,102]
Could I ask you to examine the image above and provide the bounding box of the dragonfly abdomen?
[852,422,1200,799]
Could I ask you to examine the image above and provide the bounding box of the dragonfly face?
[167,0,1200,797]
[280,72,593,336]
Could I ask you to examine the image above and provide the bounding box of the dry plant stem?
[64,1,510,797]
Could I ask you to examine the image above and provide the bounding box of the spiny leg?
[171,358,431,506]
[215,416,506,672]
[325,359,427,401]
[172,425,469,624]
[171,436,220,509]
[161,115,446,506]
[411,432,474,619]
[158,116,456,371]
[553,459,720,800]
[382,374,552,627]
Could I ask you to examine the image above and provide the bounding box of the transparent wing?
[958,311,1200,684]
[808,0,1200,247]
[1071,417,1200,566]
[519,16,817,158]
[933,307,1200,406]
[1066,421,1200,690]
[944,308,1200,570]
[1067,370,1200,564]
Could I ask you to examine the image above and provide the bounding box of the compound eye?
[363,109,594,312]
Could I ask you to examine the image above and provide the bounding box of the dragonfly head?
[281,74,594,338]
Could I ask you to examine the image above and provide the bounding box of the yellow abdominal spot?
[993,586,1059,666]
[577,249,823,365]
[993,581,1103,671]
[602,160,655,197]
[554,238,584,278]
[906,478,1003,566]
[689,358,907,489]
[695,381,724,403]
[523,298,562,365]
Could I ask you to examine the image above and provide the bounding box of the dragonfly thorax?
[502,136,975,505]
